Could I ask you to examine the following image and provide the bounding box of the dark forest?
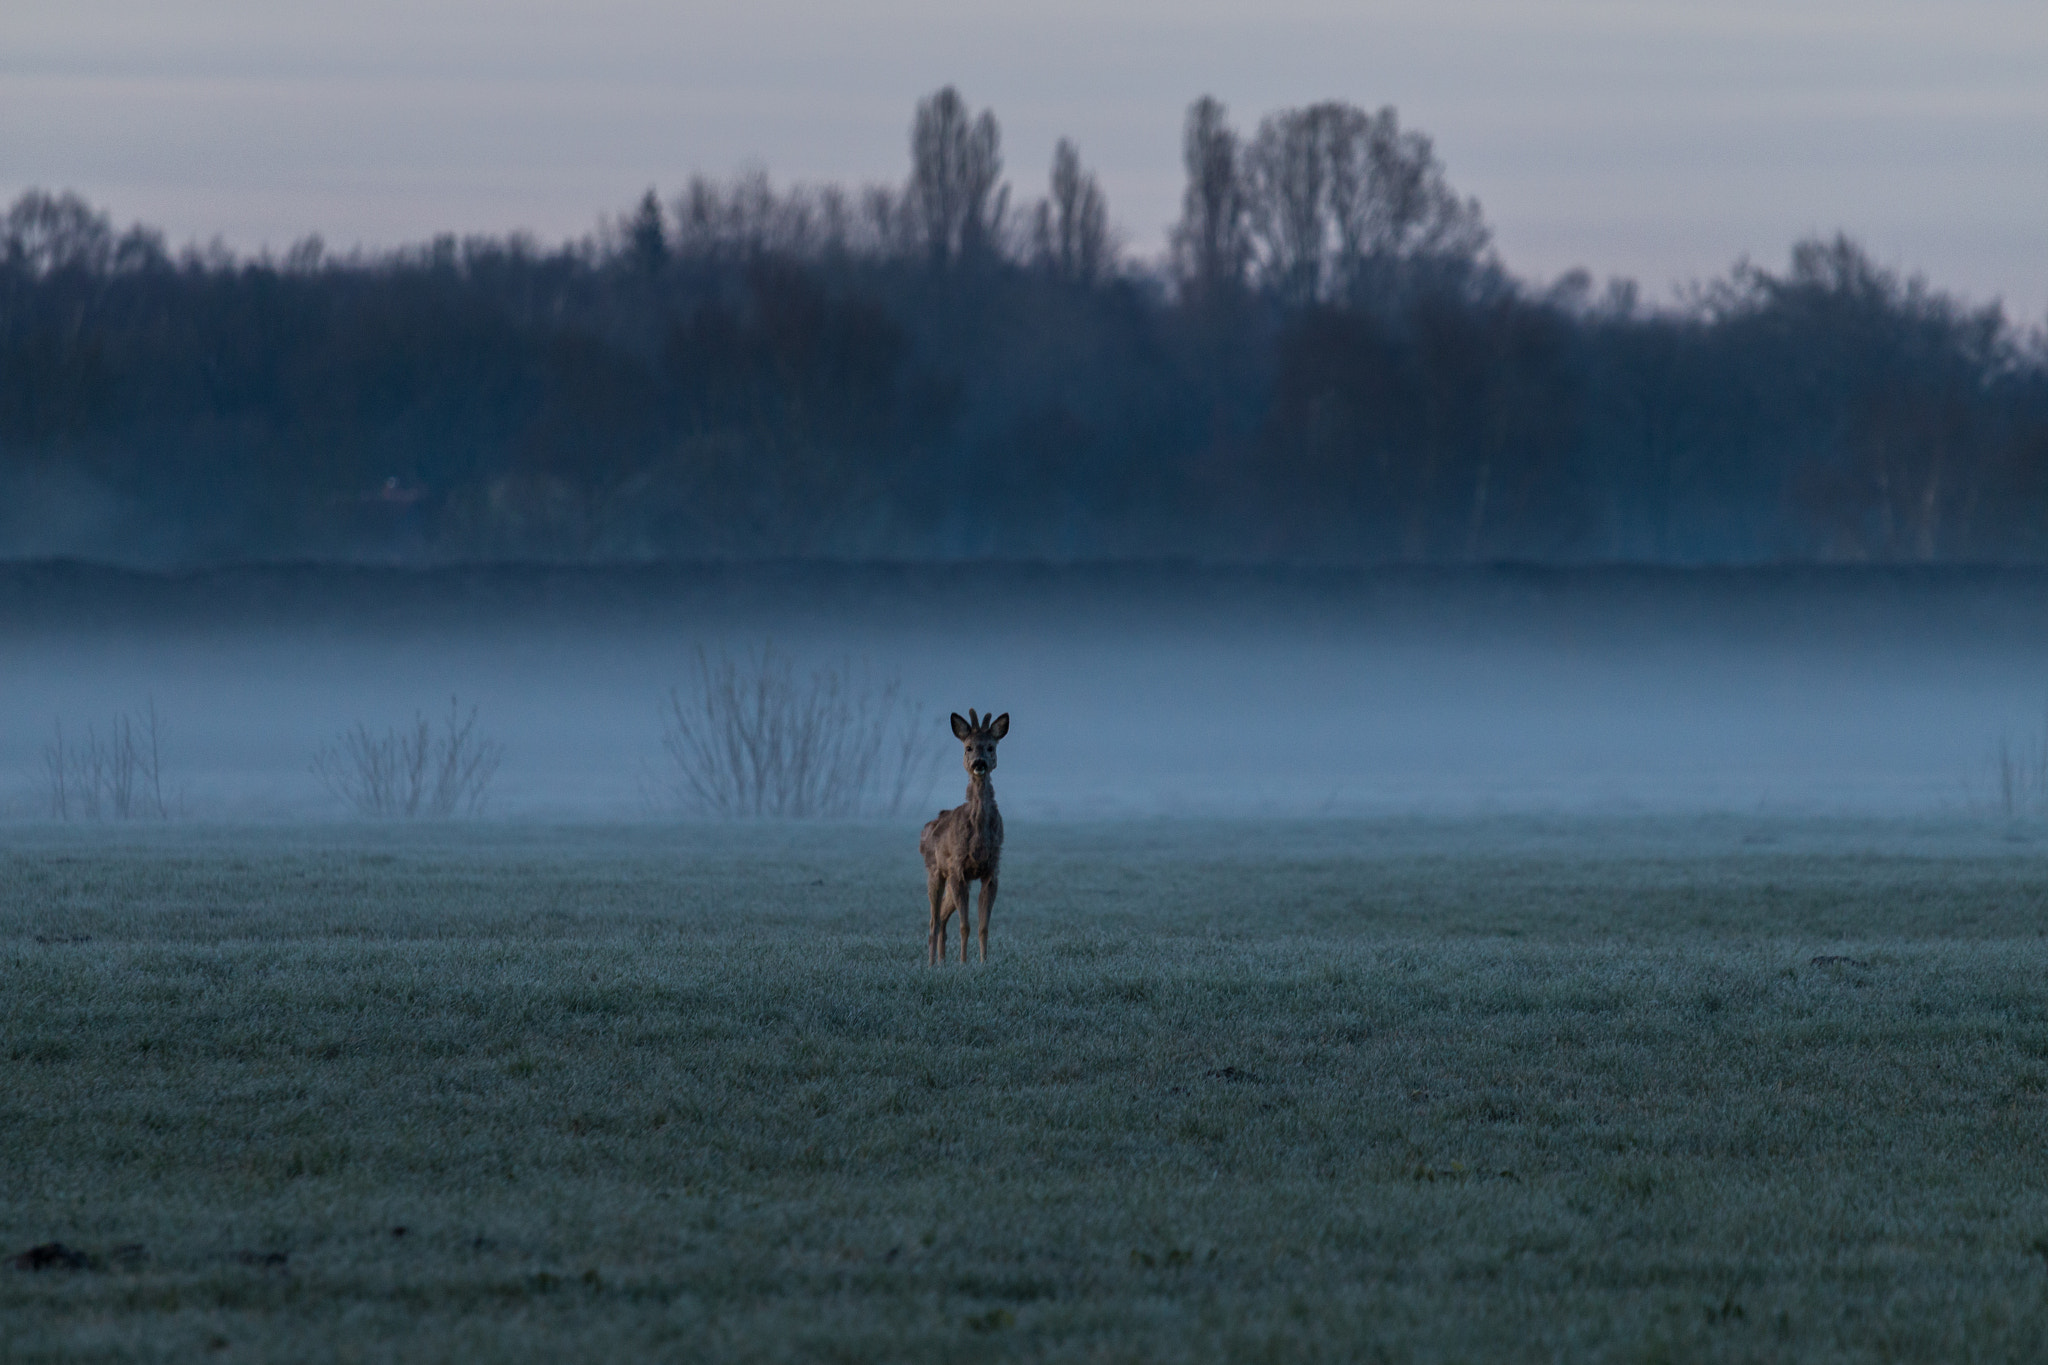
[4,89,2044,566]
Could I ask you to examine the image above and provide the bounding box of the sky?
[6,0,2045,317]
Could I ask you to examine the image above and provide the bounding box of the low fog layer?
[4,564,2047,821]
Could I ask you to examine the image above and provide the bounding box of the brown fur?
[920,708,1008,964]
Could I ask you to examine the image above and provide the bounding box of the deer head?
[950,709,1009,777]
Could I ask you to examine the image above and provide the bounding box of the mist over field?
[6,563,2047,822]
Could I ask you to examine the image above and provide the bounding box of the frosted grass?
[6,818,2048,1361]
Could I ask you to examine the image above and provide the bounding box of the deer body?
[920,709,1008,964]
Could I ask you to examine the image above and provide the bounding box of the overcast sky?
[7,0,2044,316]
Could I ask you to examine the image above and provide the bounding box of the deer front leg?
[959,879,973,963]
[939,876,967,966]
[927,871,947,966]
[976,875,997,962]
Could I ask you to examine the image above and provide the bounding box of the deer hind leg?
[927,870,947,966]
[976,875,997,963]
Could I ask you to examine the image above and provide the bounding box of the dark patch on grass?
[1411,1162,1522,1184]
[965,1307,1015,1332]
[12,1242,94,1271]
[1705,1293,1746,1323]
[1412,1161,1472,1183]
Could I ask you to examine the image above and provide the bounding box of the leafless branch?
[41,702,173,820]
[661,644,940,818]
[314,696,503,818]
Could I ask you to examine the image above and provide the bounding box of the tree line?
[3,88,2044,565]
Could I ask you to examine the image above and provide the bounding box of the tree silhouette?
[625,189,667,275]
[1031,139,1113,285]
[1,101,2043,569]
[1170,97,1251,304]
[908,87,1007,269]
[1243,103,1490,308]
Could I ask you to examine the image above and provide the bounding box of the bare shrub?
[314,696,503,818]
[661,644,939,818]
[43,702,171,820]
[1991,722,2048,819]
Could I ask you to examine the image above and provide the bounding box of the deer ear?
[989,712,1009,741]
[950,712,972,740]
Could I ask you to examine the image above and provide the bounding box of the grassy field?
[7,817,2048,1362]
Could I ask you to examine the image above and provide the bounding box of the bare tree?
[1240,101,1490,306]
[1336,105,1489,295]
[1758,237,2004,563]
[674,176,726,257]
[624,188,666,274]
[664,172,909,263]
[280,234,325,275]
[908,87,1008,268]
[42,702,171,820]
[660,644,938,818]
[858,184,912,258]
[4,190,114,275]
[1031,139,1114,285]
[1170,96,1251,303]
[674,172,784,259]
[43,722,69,819]
[314,696,503,818]
[1993,730,2048,819]
[1245,103,1343,306]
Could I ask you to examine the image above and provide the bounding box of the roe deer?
[920,708,1008,964]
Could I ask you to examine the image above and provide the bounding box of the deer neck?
[962,772,998,846]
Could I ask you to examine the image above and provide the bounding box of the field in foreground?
[6,818,2048,1362]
